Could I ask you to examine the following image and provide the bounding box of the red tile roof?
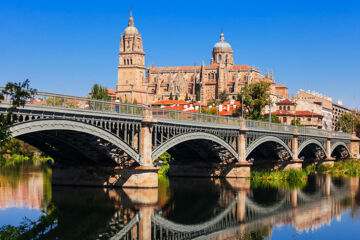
[276,99,295,105]
[151,100,191,105]
[232,65,252,70]
[276,83,287,88]
[266,110,322,117]
[107,89,116,95]
[150,66,200,72]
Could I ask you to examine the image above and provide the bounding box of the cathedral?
[116,12,288,104]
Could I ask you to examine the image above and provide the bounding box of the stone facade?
[116,12,288,104]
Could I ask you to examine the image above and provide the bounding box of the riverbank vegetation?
[318,159,360,177]
[154,152,173,176]
[251,159,360,189]
[0,138,54,168]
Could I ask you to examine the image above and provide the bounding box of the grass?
[318,159,360,177]
[0,154,54,168]
[251,169,308,189]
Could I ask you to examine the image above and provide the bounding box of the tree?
[169,92,173,100]
[0,79,36,147]
[90,84,110,101]
[89,84,110,110]
[336,113,359,133]
[175,94,178,100]
[236,82,271,120]
[185,93,189,101]
[219,90,229,103]
[195,91,200,101]
[291,119,302,126]
[261,114,281,123]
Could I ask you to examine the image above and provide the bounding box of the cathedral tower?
[117,11,146,99]
[211,32,234,65]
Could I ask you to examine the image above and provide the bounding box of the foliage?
[218,90,228,103]
[175,94,178,100]
[318,159,360,177]
[90,84,110,101]
[185,93,189,101]
[236,82,271,120]
[0,203,59,240]
[0,79,36,148]
[202,108,217,115]
[154,152,174,176]
[251,169,308,189]
[291,119,302,126]
[336,112,359,134]
[195,91,200,101]
[260,114,281,123]
[46,97,64,107]
[169,92,173,100]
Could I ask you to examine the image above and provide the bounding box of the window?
[218,54,222,61]
[283,117,287,123]
[279,106,282,110]
[287,106,290,110]
[124,59,126,64]
[226,55,228,61]
[130,59,133,64]
[308,118,311,122]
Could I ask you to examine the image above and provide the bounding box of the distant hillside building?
[116,12,288,105]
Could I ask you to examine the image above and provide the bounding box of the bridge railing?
[152,108,241,126]
[296,126,330,137]
[245,119,295,133]
[0,90,144,117]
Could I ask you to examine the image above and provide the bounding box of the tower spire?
[128,10,134,27]
[270,70,274,81]
[265,69,269,78]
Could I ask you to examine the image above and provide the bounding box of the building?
[292,90,351,130]
[266,99,323,128]
[116,11,288,105]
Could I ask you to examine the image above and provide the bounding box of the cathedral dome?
[213,32,233,52]
[123,11,139,35]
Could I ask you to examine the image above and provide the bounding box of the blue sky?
[0,0,359,108]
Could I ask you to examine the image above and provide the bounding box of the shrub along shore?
[250,159,360,189]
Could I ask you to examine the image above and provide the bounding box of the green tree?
[175,94,178,100]
[185,93,189,101]
[336,112,359,133]
[202,108,217,115]
[261,114,281,123]
[236,82,271,120]
[90,84,110,101]
[195,91,200,101]
[169,92,173,100]
[89,84,110,110]
[47,97,64,106]
[291,119,302,126]
[0,80,36,147]
[219,90,229,103]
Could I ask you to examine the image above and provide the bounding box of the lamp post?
[199,82,202,113]
[130,83,134,104]
[269,100,272,124]
[312,109,314,128]
[241,90,244,119]
[294,102,297,127]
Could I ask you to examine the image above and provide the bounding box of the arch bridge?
[0,90,358,187]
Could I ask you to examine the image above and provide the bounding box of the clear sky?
[0,0,359,108]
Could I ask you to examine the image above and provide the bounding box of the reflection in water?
[0,168,360,239]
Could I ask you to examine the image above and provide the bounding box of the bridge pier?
[350,134,360,157]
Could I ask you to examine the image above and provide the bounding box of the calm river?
[1,167,360,239]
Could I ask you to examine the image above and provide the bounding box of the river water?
[0,167,360,239]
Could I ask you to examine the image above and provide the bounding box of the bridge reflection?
[102,175,359,240]
[2,168,358,239]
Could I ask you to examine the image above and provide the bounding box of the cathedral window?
[127,59,129,65]
[124,59,126,65]
[226,55,228,61]
[218,54,222,61]
[130,59,133,65]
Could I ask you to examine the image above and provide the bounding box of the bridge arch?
[298,139,328,159]
[10,119,140,162]
[246,136,294,159]
[330,142,350,157]
[151,132,238,161]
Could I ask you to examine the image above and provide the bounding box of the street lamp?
[294,101,297,127]
[199,82,203,113]
[130,83,134,104]
[241,90,244,119]
[269,100,272,124]
[311,109,314,128]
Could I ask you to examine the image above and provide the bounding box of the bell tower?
[117,11,146,96]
